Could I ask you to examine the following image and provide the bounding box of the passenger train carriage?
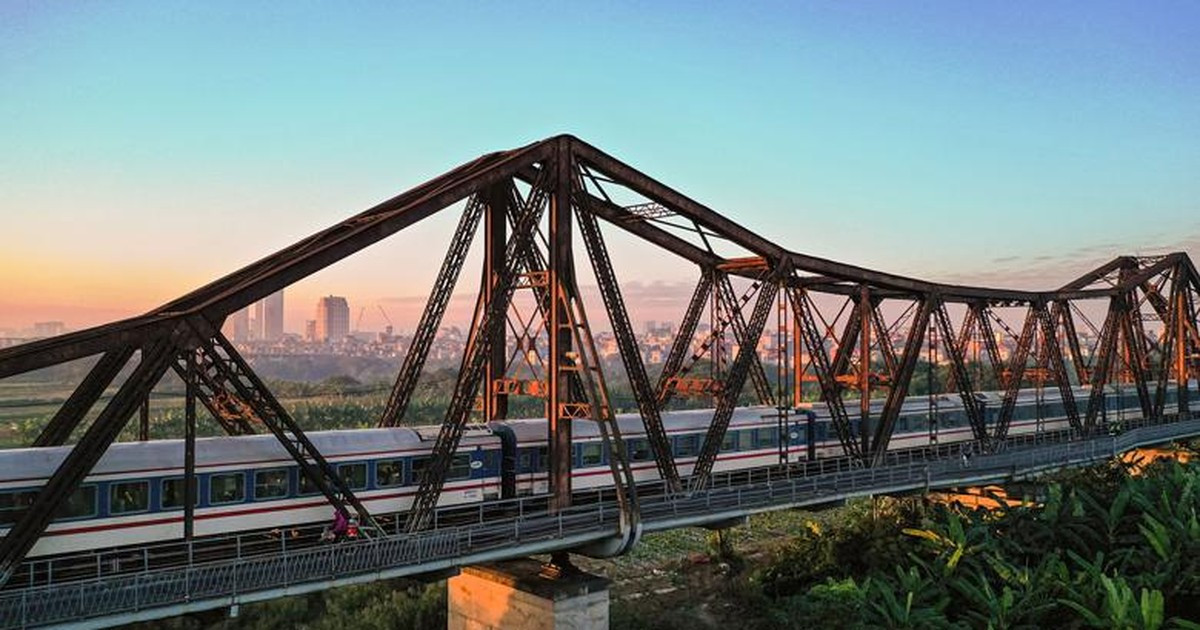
[0,383,1191,557]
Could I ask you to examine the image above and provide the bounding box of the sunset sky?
[2,2,1198,335]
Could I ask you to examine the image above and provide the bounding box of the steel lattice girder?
[690,271,782,489]
[406,167,554,532]
[0,134,1197,578]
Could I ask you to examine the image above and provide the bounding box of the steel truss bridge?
[0,135,1198,627]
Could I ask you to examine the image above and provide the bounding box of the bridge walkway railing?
[1,412,1198,628]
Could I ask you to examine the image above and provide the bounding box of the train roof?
[492,405,782,443]
[0,426,498,483]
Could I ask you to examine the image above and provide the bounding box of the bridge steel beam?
[714,272,774,406]
[188,323,376,528]
[655,270,714,409]
[1035,301,1083,433]
[789,288,861,460]
[690,271,782,489]
[32,347,136,447]
[933,299,987,442]
[1083,297,1123,430]
[380,195,485,428]
[482,184,511,423]
[870,297,933,465]
[575,194,681,491]
[406,169,553,532]
[993,306,1039,441]
[547,138,576,513]
[0,333,178,586]
[170,349,258,436]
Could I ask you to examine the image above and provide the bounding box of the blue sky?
[2,2,1198,331]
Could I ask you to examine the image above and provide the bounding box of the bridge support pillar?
[448,558,610,630]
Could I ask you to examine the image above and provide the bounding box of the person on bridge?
[323,509,350,542]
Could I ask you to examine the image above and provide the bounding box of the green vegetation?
[736,457,1200,629]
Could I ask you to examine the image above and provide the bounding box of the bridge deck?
[2,414,1199,629]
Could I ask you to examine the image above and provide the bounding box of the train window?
[161,478,198,509]
[721,432,738,452]
[58,486,97,519]
[254,469,290,500]
[338,463,368,490]
[109,481,149,514]
[517,450,535,472]
[676,435,700,458]
[298,471,320,496]
[627,439,652,461]
[754,429,779,449]
[0,490,38,524]
[581,443,603,466]
[376,460,404,488]
[448,454,472,481]
[410,457,430,484]
[209,473,245,505]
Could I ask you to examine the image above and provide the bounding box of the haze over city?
[2,2,1199,336]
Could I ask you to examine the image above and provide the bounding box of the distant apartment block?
[261,290,285,341]
[32,321,66,338]
[222,308,251,342]
[225,290,285,342]
[316,296,350,342]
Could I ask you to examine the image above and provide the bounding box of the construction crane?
[354,306,366,333]
[377,305,396,341]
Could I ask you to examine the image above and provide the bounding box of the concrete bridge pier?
[448,556,610,630]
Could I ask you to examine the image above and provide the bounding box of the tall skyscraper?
[262,290,284,341]
[222,308,251,342]
[316,296,350,342]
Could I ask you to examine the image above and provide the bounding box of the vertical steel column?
[183,349,196,542]
[547,139,575,513]
[1117,294,1154,420]
[793,301,804,408]
[858,287,871,455]
[1178,277,1191,413]
[484,184,509,422]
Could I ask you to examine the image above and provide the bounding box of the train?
[0,382,1190,557]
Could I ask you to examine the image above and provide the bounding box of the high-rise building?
[262,290,284,341]
[304,320,318,343]
[222,308,251,342]
[315,296,350,342]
